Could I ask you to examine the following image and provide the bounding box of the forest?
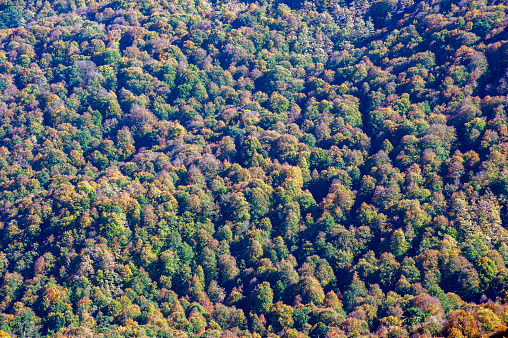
[0,0,508,336]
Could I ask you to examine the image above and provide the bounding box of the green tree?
[252,282,274,314]
[344,273,368,311]
[391,229,410,258]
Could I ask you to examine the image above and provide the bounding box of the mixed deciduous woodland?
[0,0,508,336]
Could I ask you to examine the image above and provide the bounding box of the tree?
[159,249,180,280]
[224,192,251,223]
[244,185,272,222]
[276,260,299,297]
[333,95,363,128]
[443,309,480,338]
[199,247,218,284]
[207,281,226,303]
[344,273,368,311]
[246,238,263,264]
[391,229,409,258]
[299,255,336,288]
[378,253,401,288]
[218,254,240,284]
[274,134,300,164]
[264,65,293,93]
[298,276,325,305]
[252,282,274,314]
[279,201,301,239]
[270,93,290,114]
[270,301,295,332]
[321,183,355,223]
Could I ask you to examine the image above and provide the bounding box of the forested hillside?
[0,0,508,336]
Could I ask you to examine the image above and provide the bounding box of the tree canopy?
[0,0,508,337]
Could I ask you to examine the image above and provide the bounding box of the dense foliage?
[1,0,508,336]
